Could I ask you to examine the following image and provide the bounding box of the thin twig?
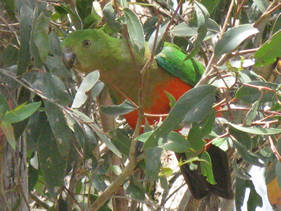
[268,136,281,161]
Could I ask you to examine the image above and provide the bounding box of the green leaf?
[136,131,154,143]
[172,23,197,37]
[2,0,16,18]
[44,101,72,158]
[148,22,168,53]
[126,180,145,200]
[100,100,137,116]
[0,93,10,117]
[215,24,259,57]
[3,102,41,124]
[143,85,216,149]
[124,8,145,56]
[200,152,216,184]
[93,174,107,191]
[32,13,50,63]
[28,165,39,191]
[232,139,264,166]
[235,81,277,103]
[30,72,71,106]
[160,131,191,153]
[103,3,122,33]
[159,167,173,177]
[272,13,281,34]
[72,71,100,108]
[229,123,281,135]
[185,2,208,59]
[17,5,33,74]
[201,0,221,14]
[255,30,281,66]
[0,121,16,149]
[145,147,162,180]
[254,0,268,12]
[235,177,247,211]
[96,131,122,158]
[74,123,97,159]
[38,119,66,197]
[245,101,259,125]
[110,129,131,156]
[247,180,263,211]
[229,128,252,149]
[91,81,105,99]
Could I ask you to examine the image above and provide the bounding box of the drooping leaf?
[38,119,66,197]
[17,5,33,74]
[235,81,277,104]
[100,100,137,116]
[247,179,263,211]
[30,72,71,106]
[32,13,50,63]
[3,102,41,124]
[0,93,10,117]
[200,151,216,184]
[253,0,268,13]
[229,123,281,136]
[110,129,131,156]
[74,123,97,159]
[148,22,169,53]
[144,85,216,149]
[145,147,162,180]
[44,101,72,158]
[272,13,281,34]
[126,180,145,200]
[124,8,145,56]
[215,24,259,57]
[96,131,122,158]
[93,174,107,191]
[0,121,16,149]
[255,30,281,66]
[160,131,191,153]
[91,81,105,99]
[232,139,264,166]
[172,23,197,37]
[72,71,100,108]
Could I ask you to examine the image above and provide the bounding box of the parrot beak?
[62,48,76,69]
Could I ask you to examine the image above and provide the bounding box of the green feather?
[156,42,204,86]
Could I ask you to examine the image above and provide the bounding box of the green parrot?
[62,29,233,199]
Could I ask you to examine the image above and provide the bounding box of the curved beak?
[62,48,76,69]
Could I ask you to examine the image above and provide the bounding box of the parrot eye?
[82,40,91,48]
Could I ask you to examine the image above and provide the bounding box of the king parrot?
[62,29,233,199]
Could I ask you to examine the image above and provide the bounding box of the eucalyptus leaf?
[160,131,191,153]
[30,72,71,106]
[229,123,281,135]
[255,30,281,66]
[215,24,259,57]
[100,100,137,116]
[72,71,100,108]
[0,121,16,149]
[38,119,66,197]
[32,13,50,63]
[144,85,216,149]
[172,23,197,37]
[44,101,72,158]
[17,5,33,74]
[145,147,162,180]
[0,93,10,117]
[3,102,41,124]
[124,8,145,56]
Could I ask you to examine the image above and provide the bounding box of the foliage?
[0,0,281,210]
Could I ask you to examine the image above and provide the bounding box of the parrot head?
[62,29,113,73]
